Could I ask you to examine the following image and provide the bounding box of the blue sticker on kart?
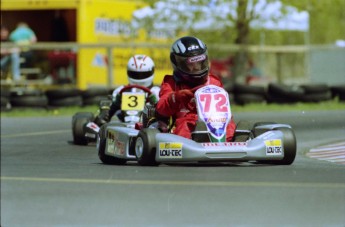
[195,85,231,140]
[159,142,183,158]
[265,139,282,155]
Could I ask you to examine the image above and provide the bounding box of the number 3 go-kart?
[97,85,297,166]
[72,84,153,145]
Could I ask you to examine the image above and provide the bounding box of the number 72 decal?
[198,93,229,112]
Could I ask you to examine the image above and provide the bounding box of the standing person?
[9,22,37,80]
[155,36,236,142]
[1,25,11,78]
[0,25,20,80]
[95,54,160,125]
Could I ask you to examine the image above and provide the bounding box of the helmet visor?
[127,70,154,80]
[175,54,209,75]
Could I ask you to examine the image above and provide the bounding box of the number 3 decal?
[128,95,138,108]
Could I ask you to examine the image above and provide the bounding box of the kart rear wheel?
[72,112,94,145]
[98,125,127,165]
[135,128,159,166]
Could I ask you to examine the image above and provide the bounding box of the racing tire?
[135,128,159,166]
[72,112,94,145]
[97,125,127,165]
[259,127,296,165]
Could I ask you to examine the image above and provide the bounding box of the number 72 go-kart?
[97,85,297,166]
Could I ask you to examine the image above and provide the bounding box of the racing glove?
[168,89,194,107]
[148,93,158,105]
[113,93,121,105]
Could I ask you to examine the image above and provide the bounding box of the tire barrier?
[233,83,266,105]
[1,83,344,111]
[330,85,345,102]
[81,87,110,106]
[45,88,82,107]
[9,88,48,108]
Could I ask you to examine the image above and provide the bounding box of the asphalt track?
[1,110,345,227]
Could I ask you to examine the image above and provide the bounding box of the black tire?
[72,112,94,145]
[301,91,332,102]
[81,88,109,98]
[234,93,266,105]
[10,95,48,108]
[300,84,330,94]
[45,88,81,99]
[98,124,127,165]
[330,85,345,101]
[82,95,108,106]
[49,96,83,107]
[233,83,266,95]
[267,83,304,103]
[135,128,159,166]
[10,88,43,97]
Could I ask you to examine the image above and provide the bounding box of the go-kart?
[72,84,153,145]
[97,85,297,166]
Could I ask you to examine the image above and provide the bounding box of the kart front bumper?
[155,130,285,162]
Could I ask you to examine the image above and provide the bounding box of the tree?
[136,0,310,84]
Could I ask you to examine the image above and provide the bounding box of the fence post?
[276,52,282,83]
[107,46,113,88]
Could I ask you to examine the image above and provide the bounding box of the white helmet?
[127,55,155,87]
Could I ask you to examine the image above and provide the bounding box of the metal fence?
[1,42,344,87]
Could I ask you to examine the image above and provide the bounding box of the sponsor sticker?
[107,131,125,155]
[265,139,282,155]
[159,142,183,158]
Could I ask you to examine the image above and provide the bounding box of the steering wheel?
[118,84,153,103]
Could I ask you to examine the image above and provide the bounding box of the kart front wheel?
[98,125,127,165]
[72,112,94,145]
[135,128,159,166]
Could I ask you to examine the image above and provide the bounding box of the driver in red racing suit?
[156,36,236,142]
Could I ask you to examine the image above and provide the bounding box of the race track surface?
[1,110,345,226]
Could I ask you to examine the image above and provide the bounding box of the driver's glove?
[95,108,110,125]
[148,94,158,105]
[168,89,194,107]
[113,94,121,106]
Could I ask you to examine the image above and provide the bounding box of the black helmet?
[170,36,209,86]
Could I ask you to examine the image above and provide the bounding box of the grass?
[1,99,344,117]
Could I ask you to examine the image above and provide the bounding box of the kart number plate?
[121,92,145,111]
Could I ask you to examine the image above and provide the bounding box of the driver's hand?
[169,89,194,107]
[148,94,158,105]
[113,94,121,105]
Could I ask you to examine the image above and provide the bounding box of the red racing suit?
[156,74,236,142]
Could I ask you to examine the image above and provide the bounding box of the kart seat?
[192,122,211,142]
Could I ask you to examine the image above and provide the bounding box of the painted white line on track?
[0,130,70,138]
[1,176,345,189]
[306,141,345,165]
[310,146,345,152]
